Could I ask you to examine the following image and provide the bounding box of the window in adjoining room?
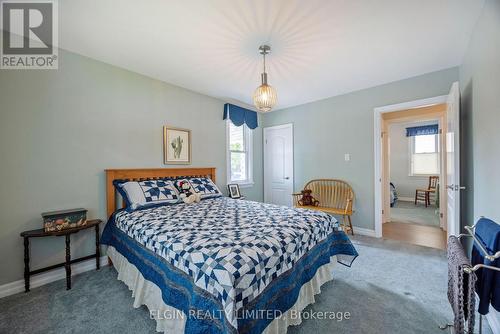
[409,134,440,176]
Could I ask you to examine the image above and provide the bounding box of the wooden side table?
[20,219,102,292]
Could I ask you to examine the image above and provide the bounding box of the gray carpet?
[391,200,440,227]
[0,236,491,334]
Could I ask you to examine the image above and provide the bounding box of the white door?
[264,124,294,206]
[446,82,461,237]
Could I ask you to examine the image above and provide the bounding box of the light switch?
[344,153,351,161]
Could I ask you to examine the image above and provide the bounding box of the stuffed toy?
[298,189,319,206]
[178,180,201,204]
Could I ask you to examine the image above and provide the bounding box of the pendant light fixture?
[253,45,277,112]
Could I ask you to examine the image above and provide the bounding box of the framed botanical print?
[163,126,191,164]
[227,184,241,199]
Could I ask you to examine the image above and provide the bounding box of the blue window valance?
[406,124,439,137]
[223,103,258,129]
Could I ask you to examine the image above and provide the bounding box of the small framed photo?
[163,126,191,164]
[227,184,241,199]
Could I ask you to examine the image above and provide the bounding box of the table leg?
[23,237,30,292]
[65,234,71,290]
[95,224,100,270]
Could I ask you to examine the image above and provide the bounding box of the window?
[227,121,253,186]
[409,134,440,175]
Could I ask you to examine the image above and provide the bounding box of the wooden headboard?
[106,167,216,217]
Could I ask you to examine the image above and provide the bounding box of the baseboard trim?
[486,309,500,334]
[352,227,377,237]
[397,197,414,202]
[0,256,108,299]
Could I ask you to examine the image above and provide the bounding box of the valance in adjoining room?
[406,124,439,137]
[223,103,258,129]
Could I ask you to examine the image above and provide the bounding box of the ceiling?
[59,0,484,110]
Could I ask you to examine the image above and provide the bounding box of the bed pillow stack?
[114,177,222,211]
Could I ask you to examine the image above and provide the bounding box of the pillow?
[114,179,180,210]
[173,177,222,200]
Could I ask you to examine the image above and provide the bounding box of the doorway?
[264,124,294,206]
[389,120,441,225]
[374,82,462,249]
[384,115,446,249]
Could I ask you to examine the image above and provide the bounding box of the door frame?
[373,95,448,238]
[263,123,294,205]
[445,82,461,238]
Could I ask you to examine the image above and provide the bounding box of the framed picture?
[227,184,241,199]
[163,126,191,164]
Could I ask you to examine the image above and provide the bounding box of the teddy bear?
[298,189,320,206]
[178,180,202,204]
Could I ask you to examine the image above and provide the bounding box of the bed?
[101,168,358,334]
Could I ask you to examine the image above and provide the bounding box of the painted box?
[42,208,87,232]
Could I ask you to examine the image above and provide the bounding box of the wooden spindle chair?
[292,179,355,235]
[414,176,439,207]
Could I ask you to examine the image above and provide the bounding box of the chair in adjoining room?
[415,176,439,207]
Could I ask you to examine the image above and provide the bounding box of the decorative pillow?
[173,179,198,201]
[173,177,222,200]
[114,179,180,211]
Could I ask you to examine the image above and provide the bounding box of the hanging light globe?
[253,45,277,112]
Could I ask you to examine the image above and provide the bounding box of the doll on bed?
[178,180,202,204]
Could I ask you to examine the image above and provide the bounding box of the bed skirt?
[107,246,337,334]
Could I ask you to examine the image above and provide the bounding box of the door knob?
[284,177,290,180]
[447,184,466,191]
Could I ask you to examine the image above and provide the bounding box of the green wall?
[0,49,263,285]
[459,0,500,228]
[458,1,500,327]
[262,68,459,231]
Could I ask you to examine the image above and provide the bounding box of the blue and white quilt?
[101,197,358,334]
